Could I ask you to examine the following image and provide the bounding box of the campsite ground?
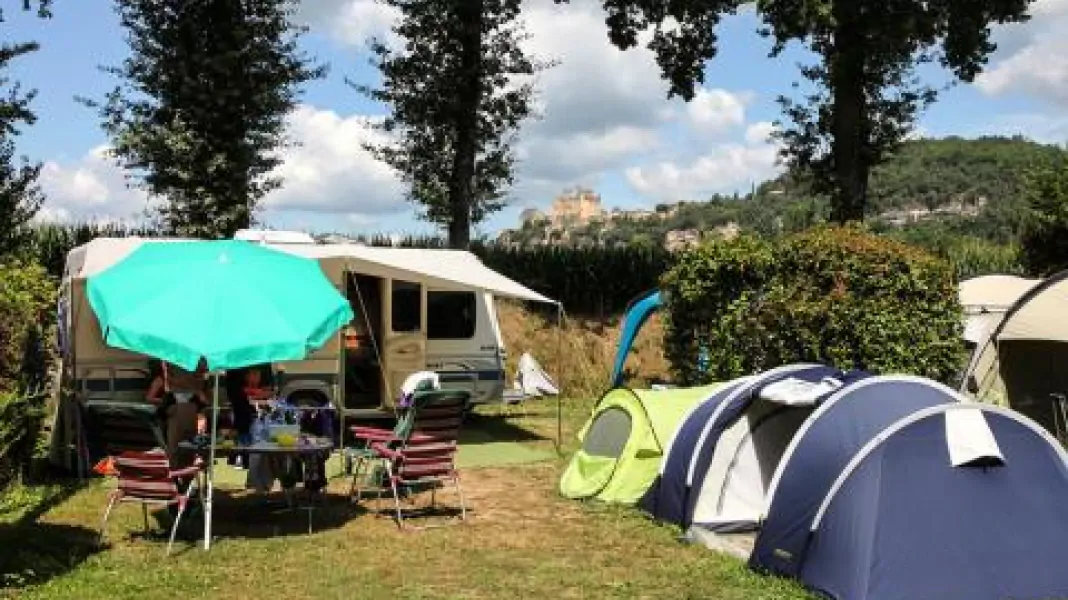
[0,401,813,599]
[0,306,813,599]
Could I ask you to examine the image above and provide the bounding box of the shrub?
[1020,156,1068,276]
[0,260,56,487]
[945,238,1024,280]
[662,225,964,386]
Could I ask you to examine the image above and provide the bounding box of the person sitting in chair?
[224,364,274,469]
[146,358,209,463]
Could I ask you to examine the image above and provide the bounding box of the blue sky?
[13,0,1068,237]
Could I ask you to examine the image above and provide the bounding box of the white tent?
[958,274,1040,346]
[513,352,559,398]
[961,270,1068,442]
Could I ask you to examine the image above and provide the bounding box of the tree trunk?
[446,0,484,250]
[829,0,868,224]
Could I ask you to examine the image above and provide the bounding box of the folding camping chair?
[351,390,470,529]
[97,448,203,556]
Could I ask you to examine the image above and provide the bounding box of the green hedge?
[0,260,56,487]
[474,245,673,316]
[662,225,964,386]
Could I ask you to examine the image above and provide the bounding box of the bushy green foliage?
[1020,156,1068,276]
[0,260,55,487]
[944,239,1024,280]
[662,226,964,385]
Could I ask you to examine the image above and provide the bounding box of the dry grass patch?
[496,301,670,401]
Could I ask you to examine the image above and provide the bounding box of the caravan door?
[382,279,427,407]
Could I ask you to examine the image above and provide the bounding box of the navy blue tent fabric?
[639,378,746,523]
[800,409,1068,600]
[680,365,845,527]
[750,378,958,577]
[610,290,662,388]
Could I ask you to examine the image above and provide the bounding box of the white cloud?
[685,89,751,136]
[264,105,405,219]
[39,105,407,225]
[295,0,400,48]
[976,0,1068,104]
[625,141,781,202]
[37,145,151,223]
[744,121,777,146]
[518,125,661,182]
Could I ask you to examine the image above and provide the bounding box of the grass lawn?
[0,400,813,600]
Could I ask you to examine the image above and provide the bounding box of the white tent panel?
[692,413,751,525]
[692,401,813,529]
[963,312,1004,345]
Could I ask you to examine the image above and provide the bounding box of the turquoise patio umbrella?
[86,239,354,550]
[87,239,352,372]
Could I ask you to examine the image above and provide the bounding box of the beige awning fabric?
[275,244,556,305]
[64,237,557,305]
[959,275,1040,314]
[64,237,197,280]
[996,275,1068,342]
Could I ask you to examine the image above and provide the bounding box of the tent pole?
[204,372,219,551]
[556,304,564,454]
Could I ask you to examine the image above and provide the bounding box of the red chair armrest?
[370,441,402,460]
[170,464,202,479]
[351,426,397,442]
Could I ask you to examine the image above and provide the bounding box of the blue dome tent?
[641,362,865,528]
[642,365,1068,600]
[749,375,965,570]
[773,403,1068,600]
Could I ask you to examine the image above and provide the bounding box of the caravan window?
[427,291,476,339]
[391,281,421,333]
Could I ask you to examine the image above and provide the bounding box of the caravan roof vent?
[234,229,316,245]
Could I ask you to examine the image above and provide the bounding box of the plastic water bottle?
[252,415,267,444]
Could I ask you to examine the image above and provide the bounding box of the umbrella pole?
[204,373,220,550]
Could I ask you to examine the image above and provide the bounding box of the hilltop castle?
[521,187,606,229]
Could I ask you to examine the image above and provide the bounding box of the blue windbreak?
[610,290,661,388]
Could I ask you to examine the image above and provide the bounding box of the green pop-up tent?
[560,384,722,504]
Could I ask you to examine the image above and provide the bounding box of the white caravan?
[51,232,556,470]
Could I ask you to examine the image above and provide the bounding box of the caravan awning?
[64,237,557,305]
[275,244,557,305]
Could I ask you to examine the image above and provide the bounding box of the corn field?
[473,245,671,316]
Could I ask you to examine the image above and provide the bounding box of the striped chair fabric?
[367,390,469,528]
[98,447,202,555]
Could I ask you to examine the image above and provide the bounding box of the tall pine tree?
[356,0,546,249]
[86,0,323,238]
[567,0,1033,222]
[0,1,51,257]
